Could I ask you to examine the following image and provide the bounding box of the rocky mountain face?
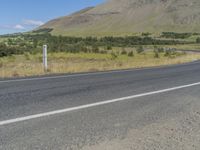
[39,0,200,36]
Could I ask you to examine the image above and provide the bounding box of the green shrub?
[142,32,151,36]
[161,32,192,39]
[106,45,112,50]
[154,50,159,58]
[0,60,3,68]
[164,50,178,58]
[128,51,134,57]
[0,43,24,57]
[100,50,107,54]
[158,47,164,53]
[111,52,118,60]
[91,45,99,53]
[196,37,200,43]
[121,50,127,55]
[136,46,144,54]
[24,52,31,60]
[164,50,171,57]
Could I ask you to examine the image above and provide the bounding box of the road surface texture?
[1,61,200,150]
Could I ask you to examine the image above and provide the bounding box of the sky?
[0,0,105,35]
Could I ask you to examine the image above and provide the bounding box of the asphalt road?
[1,61,200,150]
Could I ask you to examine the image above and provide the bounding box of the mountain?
[39,0,200,36]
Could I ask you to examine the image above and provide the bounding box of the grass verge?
[0,51,200,78]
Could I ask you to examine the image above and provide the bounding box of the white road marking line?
[0,69,134,83]
[1,69,147,84]
[0,81,200,126]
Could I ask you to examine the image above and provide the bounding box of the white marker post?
[43,45,48,72]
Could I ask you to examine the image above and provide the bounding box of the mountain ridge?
[39,0,200,36]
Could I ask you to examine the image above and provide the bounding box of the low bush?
[121,50,127,55]
[24,53,31,60]
[111,52,118,60]
[196,37,200,43]
[154,50,159,58]
[158,47,164,53]
[136,46,144,54]
[0,60,3,68]
[128,51,134,57]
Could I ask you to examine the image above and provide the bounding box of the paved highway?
[1,61,200,149]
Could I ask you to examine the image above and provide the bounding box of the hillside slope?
[39,0,200,36]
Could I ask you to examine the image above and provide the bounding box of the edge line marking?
[1,81,200,126]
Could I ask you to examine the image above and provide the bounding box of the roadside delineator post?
[43,45,48,72]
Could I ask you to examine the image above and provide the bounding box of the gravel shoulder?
[83,99,200,150]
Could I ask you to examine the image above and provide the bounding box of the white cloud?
[23,19,44,26]
[0,19,44,32]
[0,24,25,30]
[14,24,25,30]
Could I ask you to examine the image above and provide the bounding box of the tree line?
[0,33,196,57]
[161,32,200,39]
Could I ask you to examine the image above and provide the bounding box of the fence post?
[43,45,48,72]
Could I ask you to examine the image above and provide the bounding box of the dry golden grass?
[1,51,200,78]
